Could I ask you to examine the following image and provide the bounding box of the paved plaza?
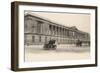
[25,44,90,62]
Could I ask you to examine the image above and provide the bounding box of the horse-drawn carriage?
[43,40,57,50]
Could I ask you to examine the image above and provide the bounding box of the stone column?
[46,23,49,35]
[53,26,55,36]
[41,23,43,34]
[42,22,44,34]
[58,27,60,36]
[60,28,62,37]
[55,26,57,36]
[64,29,65,37]
[48,24,50,35]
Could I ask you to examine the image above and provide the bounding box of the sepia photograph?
[11,1,97,71]
[24,11,91,62]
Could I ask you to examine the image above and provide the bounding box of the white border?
[18,5,96,68]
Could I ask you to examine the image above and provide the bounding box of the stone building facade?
[24,14,90,45]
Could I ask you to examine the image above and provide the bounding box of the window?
[39,36,41,42]
[45,37,47,43]
[32,36,35,42]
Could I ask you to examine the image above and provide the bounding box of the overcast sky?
[25,11,90,33]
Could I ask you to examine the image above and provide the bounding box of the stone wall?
[24,14,90,45]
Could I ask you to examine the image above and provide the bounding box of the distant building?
[24,14,90,45]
